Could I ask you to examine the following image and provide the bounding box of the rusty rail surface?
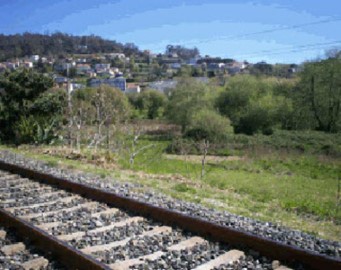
[0,208,111,270]
[0,160,340,270]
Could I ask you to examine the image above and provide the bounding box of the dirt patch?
[164,154,245,163]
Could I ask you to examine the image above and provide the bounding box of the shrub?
[186,109,233,142]
[14,115,59,144]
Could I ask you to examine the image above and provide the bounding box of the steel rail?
[0,160,340,270]
[0,208,111,270]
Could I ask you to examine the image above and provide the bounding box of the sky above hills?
[1,0,340,63]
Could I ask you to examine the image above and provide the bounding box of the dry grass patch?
[164,154,245,163]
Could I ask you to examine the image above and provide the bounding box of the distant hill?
[0,32,142,61]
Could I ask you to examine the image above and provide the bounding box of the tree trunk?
[310,76,325,131]
[201,139,209,179]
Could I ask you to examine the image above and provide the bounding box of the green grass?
[0,138,340,241]
[114,137,341,224]
[168,130,341,157]
[123,145,340,221]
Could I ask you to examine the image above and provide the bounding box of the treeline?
[165,45,200,60]
[134,55,341,138]
[0,53,340,146]
[0,33,141,61]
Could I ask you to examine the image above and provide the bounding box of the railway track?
[0,160,340,270]
[0,225,66,270]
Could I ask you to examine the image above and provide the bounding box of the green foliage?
[173,183,196,193]
[186,109,233,142]
[30,89,66,116]
[92,85,131,124]
[295,57,341,132]
[128,90,167,119]
[73,86,131,125]
[33,118,59,144]
[165,78,215,131]
[112,135,340,223]
[14,116,36,144]
[168,130,341,157]
[0,69,64,143]
[249,61,273,75]
[217,75,294,135]
[14,115,59,144]
[0,33,141,61]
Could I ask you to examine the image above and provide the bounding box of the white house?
[30,55,40,62]
[126,83,141,94]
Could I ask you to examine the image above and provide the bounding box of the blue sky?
[0,0,340,63]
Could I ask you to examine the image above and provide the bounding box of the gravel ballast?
[0,150,340,259]
[0,226,65,270]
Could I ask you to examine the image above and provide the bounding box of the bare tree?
[200,139,209,179]
[90,85,130,152]
[72,99,94,152]
[66,67,74,147]
[126,126,154,167]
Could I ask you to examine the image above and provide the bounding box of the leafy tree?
[249,61,273,76]
[139,90,167,119]
[0,33,142,61]
[186,109,233,142]
[296,57,341,132]
[192,66,204,77]
[165,45,199,60]
[165,78,214,132]
[217,75,292,135]
[30,89,66,116]
[73,86,131,150]
[0,69,60,143]
[236,94,289,135]
[177,65,193,77]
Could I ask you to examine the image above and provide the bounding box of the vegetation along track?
[0,160,340,270]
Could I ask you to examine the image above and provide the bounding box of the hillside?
[0,32,142,61]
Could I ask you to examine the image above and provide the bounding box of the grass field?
[1,132,340,241]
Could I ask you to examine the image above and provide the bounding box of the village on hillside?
[0,41,298,95]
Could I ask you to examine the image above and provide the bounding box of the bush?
[217,75,294,135]
[14,115,59,144]
[165,78,215,131]
[185,128,210,141]
[186,109,233,142]
[0,70,62,143]
[14,116,36,144]
[138,90,167,119]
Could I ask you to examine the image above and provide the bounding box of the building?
[88,77,127,92]
[148,80,178,94]
[95,63,111,72]
[0,63,6,73]
[30,55,40,62]
[207,63,225,71]
[186,56,201,65]
[171,63,182,69]
[226,61,248,75]
[88,79,101,88]
[54,77,69,88]
[54,62,71,72]
[107,53,126,59]
[22,62,33,68]
[126,83,141,94]
[76,64,92,75]
[5,62,18,70]
[106,77,126,91]
[71,83,85,90]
